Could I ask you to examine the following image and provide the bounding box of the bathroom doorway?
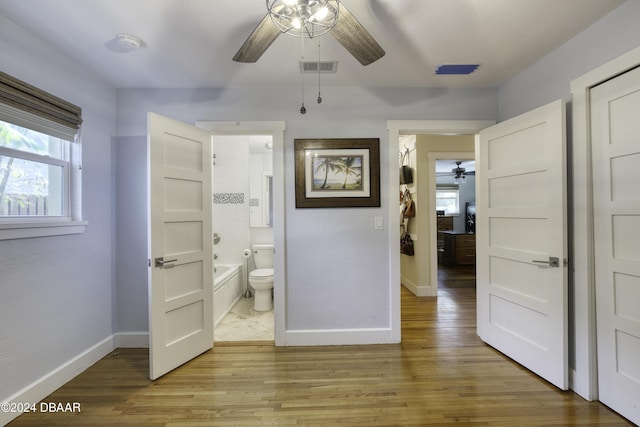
[195,121,286,346]
[210,134,274,343]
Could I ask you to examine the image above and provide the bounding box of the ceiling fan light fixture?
[451,161,469,183]
[312,6,329,21]
[267,0,339,39]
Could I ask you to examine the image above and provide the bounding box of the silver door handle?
[155,257,178,268]
[532,257,559,268]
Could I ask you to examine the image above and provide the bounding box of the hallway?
[403,265,478,349]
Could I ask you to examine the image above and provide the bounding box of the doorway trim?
[429,151,475,296]
[388,121,494,340]
[570,46,640,400]
[195,120,286,346]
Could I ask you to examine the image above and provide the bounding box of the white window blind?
[0,71,82,141]
[0,71,85,239]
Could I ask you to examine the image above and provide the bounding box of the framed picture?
[294,138,380,208]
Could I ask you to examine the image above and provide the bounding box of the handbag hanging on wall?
[403,189,415,218]
[400,232,414,256]
[399,148,413,184]
[400,165,413,185]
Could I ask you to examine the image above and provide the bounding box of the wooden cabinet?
[454,233,476,265]
[436,216,453,262]
[442,231,476,266]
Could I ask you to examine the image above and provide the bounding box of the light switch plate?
[374,216,384,230]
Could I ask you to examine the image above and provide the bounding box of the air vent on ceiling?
[300,61,339,73]
[435,64,480,75]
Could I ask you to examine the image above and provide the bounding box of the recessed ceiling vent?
[435,64,480,75]
[300,61,338,73]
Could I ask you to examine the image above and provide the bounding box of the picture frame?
[294,138,380,208]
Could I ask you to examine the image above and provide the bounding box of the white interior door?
[476,99,568,390]
[148,112,213,380]
[591,66,640,425]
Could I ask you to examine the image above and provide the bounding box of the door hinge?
[148,259,151,267]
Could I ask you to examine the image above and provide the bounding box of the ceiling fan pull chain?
[317,43,323,104]
[300,37,306,114]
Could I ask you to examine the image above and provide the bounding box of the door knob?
[155,257,178,268]
[532,257,560,268]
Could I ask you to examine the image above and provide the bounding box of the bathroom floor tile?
[214,297,274,342]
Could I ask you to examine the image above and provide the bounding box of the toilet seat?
[249,268,274,283]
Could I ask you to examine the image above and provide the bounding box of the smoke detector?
[112,33,145,52]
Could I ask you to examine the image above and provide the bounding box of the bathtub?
[213,264,243,327]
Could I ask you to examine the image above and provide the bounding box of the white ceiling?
[0,0,624,89]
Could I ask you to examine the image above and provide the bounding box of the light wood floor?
[9,266,634,426]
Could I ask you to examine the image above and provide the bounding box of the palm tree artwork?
[295,139,379,208]
[312,155,363,191]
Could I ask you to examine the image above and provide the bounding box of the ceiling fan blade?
[329,1,385,66]
[233,14,281,63]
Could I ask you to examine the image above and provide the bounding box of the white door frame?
[387,121,495,339]
[195,120,286,346]
[428,151,475,296]
[571,46,640,400]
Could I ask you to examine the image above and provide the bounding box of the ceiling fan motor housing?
[267,0,339,38]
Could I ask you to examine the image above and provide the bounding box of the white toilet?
[249,244,274,311]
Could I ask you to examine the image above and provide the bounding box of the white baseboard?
[0,332,150,425]
[285,328,398,346]
[0,335,114,426]
[114,332,149,348]
[401,278,434,297]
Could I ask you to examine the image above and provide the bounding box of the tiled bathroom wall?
[212,135,251,266]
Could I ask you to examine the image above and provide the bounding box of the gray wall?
[114,87,497,333]
[0,15,117,402]
[115,136,148,333]
[498,0,640,120]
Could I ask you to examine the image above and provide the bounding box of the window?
[436,184,460,215]
[0,71,85,239]
[0,122,68,217]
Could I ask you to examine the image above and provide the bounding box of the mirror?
[249,135,273,227]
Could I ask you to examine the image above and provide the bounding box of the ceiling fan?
[437,161,476,182]
[233,0,385,66]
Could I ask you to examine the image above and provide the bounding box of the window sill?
[0,220,87,240]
